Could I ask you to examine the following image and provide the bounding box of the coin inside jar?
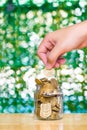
[50,78,58,89]
[35,78,43,85]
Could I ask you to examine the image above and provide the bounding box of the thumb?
[46,44,63,69]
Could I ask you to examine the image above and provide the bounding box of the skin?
[37,20,87,69]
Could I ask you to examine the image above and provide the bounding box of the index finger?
[37,39,54,65]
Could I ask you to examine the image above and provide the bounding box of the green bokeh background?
[0,0,87,113]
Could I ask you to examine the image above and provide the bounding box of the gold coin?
[50,78,58,88]
[35,78,42,85]
[42,68,55,77]
[52,106,60,112]
[41,78,48,82]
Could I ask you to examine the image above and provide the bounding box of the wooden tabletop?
[0,114,87,130]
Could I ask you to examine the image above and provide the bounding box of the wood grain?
[0,114,87,130]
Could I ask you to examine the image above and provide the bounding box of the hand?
[37,21,87,69]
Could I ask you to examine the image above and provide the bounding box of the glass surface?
[34,76,63,120]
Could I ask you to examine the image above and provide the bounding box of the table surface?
[0,114,87,130]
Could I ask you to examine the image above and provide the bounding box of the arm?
[37,20,87,69]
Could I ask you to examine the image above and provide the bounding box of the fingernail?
[55,64,59,68]
[46,63,52,70]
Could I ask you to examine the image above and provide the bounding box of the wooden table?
[0,114,87,130]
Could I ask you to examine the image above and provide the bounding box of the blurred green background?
[0,0,87,113]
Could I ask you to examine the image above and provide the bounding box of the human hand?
[37,21,87,69]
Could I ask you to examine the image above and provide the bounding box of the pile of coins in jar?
[34,77,63,120]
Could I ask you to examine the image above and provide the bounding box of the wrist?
[71,20,87,48]
[76,21,87,42]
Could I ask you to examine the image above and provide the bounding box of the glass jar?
[34,69,63,120]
